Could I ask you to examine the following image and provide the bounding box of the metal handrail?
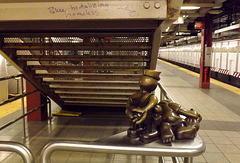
[40,134,206,163]
[40,83,184,163]
[157,83,174,101]
[0,73,52,163]
[0,89,37,107]
[41,141,170,163]
[0,74,22,81]
[0,101,49,131]
[0,141,34,163]
[0,74,52,126]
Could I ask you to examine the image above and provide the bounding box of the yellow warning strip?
[158,59,240,95]
[52,110,82,117]
[0,97,26,118]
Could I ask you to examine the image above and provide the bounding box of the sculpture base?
[139,129,159,144]
[127,128,143,138]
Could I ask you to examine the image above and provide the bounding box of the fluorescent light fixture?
[165,27,170,32]
[181,6,200,10]
[173,17,184,24]
[214,24,240,34]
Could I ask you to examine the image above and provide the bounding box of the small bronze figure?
[158,100,202,143]
[125,70,161,143]
[126,70,202,144]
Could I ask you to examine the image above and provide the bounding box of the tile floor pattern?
[0,60,240,162]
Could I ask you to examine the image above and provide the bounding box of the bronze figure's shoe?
[127,127,144,138]
[160,122,175,143]
[127,128,139,138]
[139,129,159,143]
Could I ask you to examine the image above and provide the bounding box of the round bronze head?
[140,76,158,92]
[144,70,161,81]
[139,70,161,92]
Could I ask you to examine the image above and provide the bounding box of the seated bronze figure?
[125,70,202,144]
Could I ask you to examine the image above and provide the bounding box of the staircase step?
[30,65,145,71]
[52,86,139,93]
[61,97,128,101]
[35,73,141,81]
[55,92,133,98]
[18,55,150,62]
[64,101,126,106]
[63,99,127,103]
[4,43,151,50]
[43,80,139,87]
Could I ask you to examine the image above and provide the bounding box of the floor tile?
[203,153,230,163]
[210,137,233,145]
[216,144,240,154]
[205,144,221,153]
[224,153,240,163]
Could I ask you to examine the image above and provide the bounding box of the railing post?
[159,156,164,163]
[157,83,173,102]
[172,157,180,163]
[184,157,193,163]
[160,87,163,101]
[48,99,52,122]
[21,76,27,138]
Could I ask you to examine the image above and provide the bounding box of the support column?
[26,81,47,121]
[150,25,161,70]
[199,14,213,89]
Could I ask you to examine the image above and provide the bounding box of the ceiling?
[0,0,238,46]
[161,0,229,46]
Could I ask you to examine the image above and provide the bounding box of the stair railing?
[0,74,52,137]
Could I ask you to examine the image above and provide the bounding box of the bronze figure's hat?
[144,70,161,80]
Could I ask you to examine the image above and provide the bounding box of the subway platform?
[0,59,240,163]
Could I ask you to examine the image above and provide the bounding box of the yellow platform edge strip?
[52,110,82,117]
[158,59,240,96]
[0,97,26,119]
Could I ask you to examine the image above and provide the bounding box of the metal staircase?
[0,0,182,110]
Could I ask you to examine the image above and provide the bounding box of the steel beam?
[150,25,161,69]
[0,1,167,21]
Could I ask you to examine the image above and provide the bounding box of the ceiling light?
[181,6,200,10]
[173,17,184,24]
[214,24,240,34]
[165,27,170,32]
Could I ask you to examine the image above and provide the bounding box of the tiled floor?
[0,59,240,162]
[156,60,240,163]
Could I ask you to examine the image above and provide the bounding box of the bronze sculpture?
[126,70,202,144]
[125,70,161,143]
[158,100,202,143]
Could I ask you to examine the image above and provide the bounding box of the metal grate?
[5,36,150,43]
[90,37,150,43]
[4,37,43,43]
[17,50,150,57]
